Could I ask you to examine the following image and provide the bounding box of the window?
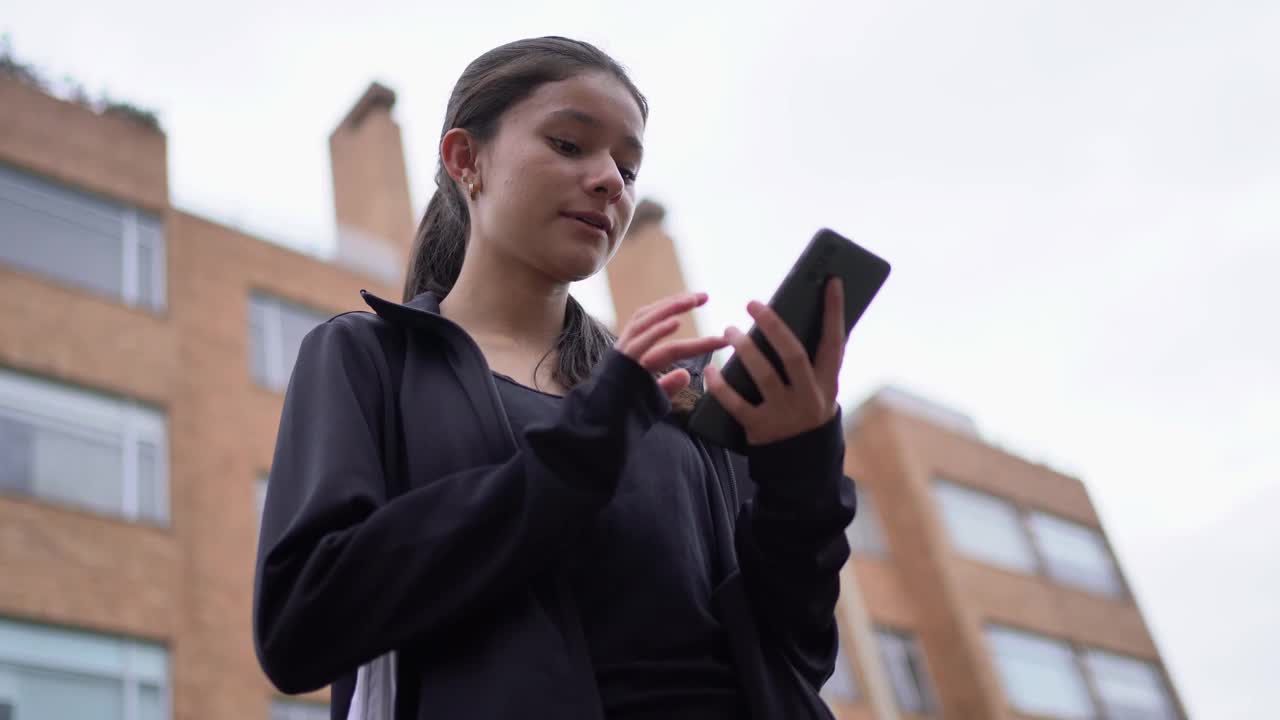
[846,485,888,556]
[820,637,858,702]
[249,293,331,391]
[0,163,165,311]
[1083,649,1178,720]
[1028,511,1124,596]
[0,368,168,523]
[986,625,1094,719]
[271,698,329,720]
[876,628,935,713]
[933,479,1037,573]
[0,617,169,720]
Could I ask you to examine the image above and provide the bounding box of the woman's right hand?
[615,292,729,399]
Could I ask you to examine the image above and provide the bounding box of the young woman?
[254,36,857,720]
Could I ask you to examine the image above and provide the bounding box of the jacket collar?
[361,289,442,326]
[360,289,715,389]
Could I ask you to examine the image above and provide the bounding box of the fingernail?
[747,300,763,314]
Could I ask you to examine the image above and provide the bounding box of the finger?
[813,277,846,385]
[625,317,681,359]
[704,364,760,423]
[746,300,819,390]
[638,335,729,372]
[724,326,788,403]
[657,368,691,398]
[621,292,707,344]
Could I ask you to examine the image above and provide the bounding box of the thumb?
[657,368,691,398]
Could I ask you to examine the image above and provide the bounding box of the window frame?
[820,633,860,703]
[984,624,1098,719]
[846,484,889,557]
[874,626,935,714]
[0,162,166,312]
[1025,509,1127,598]
[248,292,332,392]
[0,617,170,720]
[933,478,1040,574]
[1081,647,1180,720]
[0,367,169,524]
[270,697,330,720]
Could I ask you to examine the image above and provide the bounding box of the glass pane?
[1029,512,1123,596]
[0,619,125,676]
[0,164,125,300]
[847,486,887,556]
[137,683,165,720]
[934,480,1037,572]
[135,217,166,311]
[1083,650,1177,720]
[31,422,124,516]
[135,440,168,524]
[820,638,858,702]
[876,629,933,713]
[271,698,329,720]
[986,626,1094,718]
[136,242,154,309]
[248,297,272,387]
[128,645,169,687]
[0,414,35,493]
[4,665,125,720]
[277,303,328,387]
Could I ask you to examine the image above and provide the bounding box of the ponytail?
[403,169,469,302]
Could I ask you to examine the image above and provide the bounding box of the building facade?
[825,391,1187,719]
[0,73,1184,719]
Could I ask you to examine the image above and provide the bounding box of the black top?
[255,291,855,720]
[493,372,746,719]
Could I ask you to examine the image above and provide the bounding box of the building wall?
[0,73,398,718]
[844,397,1184,718]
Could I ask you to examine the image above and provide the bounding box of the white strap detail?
[346,652,397,720]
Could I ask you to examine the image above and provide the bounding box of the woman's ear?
[441,128,480,189]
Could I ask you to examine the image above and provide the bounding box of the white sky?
[6,0,1277,715]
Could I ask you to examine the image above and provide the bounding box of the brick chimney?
[606,200,699,339]
[329,82,415,286]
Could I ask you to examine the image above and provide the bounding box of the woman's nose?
[587,162,624,202]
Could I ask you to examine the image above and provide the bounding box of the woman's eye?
[619,167,638,184]
[550,137,580,155]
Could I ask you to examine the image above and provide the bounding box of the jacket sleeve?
[253,317,667,694]
[733,411,857,691]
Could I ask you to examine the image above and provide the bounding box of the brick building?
[0,74,1184,719]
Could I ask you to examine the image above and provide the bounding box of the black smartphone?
[687,228,891,452]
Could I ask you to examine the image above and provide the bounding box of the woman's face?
[469,71,645,283]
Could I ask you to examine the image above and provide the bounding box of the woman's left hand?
[704,277,847,446]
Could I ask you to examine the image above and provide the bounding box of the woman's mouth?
[562,211,612,235]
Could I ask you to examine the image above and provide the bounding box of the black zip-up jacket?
[253,291,858,719]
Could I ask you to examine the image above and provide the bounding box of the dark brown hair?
[405,37,696,409]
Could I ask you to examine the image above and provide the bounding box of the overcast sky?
[6,0,1278,715]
